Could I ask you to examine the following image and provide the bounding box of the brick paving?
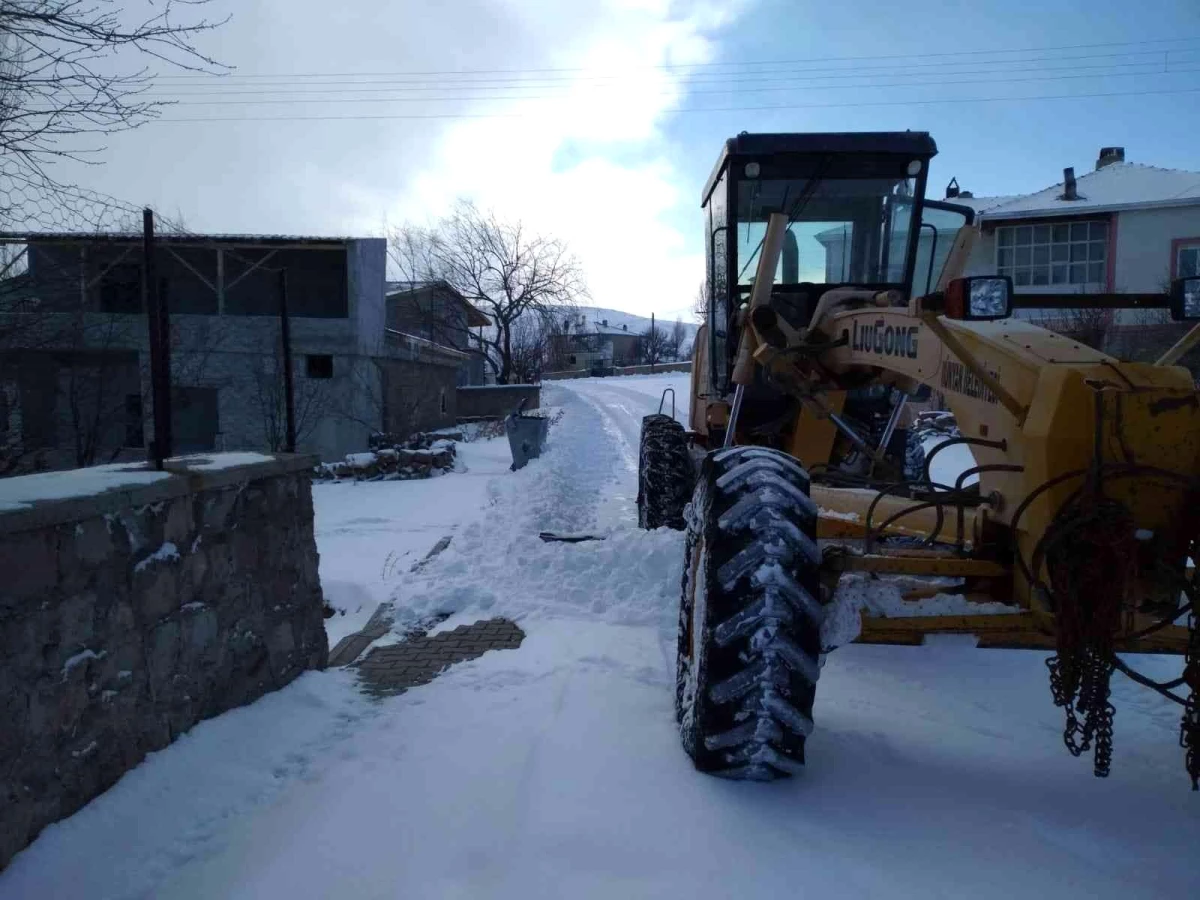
[355,618,525,695]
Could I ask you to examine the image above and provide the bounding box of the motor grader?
[637,131,1200,785]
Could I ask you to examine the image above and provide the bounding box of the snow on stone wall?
[0,454,328,869]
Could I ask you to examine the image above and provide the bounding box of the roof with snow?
[948,163,1200,222]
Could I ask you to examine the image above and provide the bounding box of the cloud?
[349,0,750,317]
[52,0,748,319]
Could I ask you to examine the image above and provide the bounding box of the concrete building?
[0,233,464,472]
[385,280,490,386]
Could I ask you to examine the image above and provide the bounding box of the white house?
[947,147,1200,297]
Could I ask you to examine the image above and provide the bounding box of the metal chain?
[1044,497,1130,778]
[1182,605,1199,790]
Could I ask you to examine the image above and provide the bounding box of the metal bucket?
[506,400,549,471]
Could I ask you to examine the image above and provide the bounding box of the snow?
[134,542,180,573]
[314,434,513,647]
[0,462,172,512]
[0,454,291,513]
[170,452,277,471]
[61,649,106,680]
[4,372,1197,899]
[821,572,1021,650]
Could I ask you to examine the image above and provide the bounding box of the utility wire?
[151,84,1200,123]
[146,34,1200,80]
[122,66,1200,107]
[136,55,1200,98]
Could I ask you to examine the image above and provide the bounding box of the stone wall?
[0,453,327,870]
[382,357,459,434]
[456,384,540,419]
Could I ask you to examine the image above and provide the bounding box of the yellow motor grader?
[637,131,1200,785]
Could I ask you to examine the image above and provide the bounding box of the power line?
[137,53,1200,98]
[122,67,1200,107]
[151,84,1200,123]
[146,34,1200,80]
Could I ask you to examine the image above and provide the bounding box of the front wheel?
[675,446,824,780]
[637,414,694,530]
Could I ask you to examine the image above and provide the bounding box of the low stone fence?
[0,453,327,870]
[456,384,540,420]
[542,361,692,380]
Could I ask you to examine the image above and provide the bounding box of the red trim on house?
[1170,236,1200,279]
[1106,213,1118,291]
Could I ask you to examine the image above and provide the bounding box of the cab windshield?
[735,175,917,290]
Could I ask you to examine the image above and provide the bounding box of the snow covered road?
[3,373,1197,899]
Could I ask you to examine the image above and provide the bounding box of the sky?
[41,0,1200,321]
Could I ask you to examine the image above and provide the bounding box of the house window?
[306,354,334,379]
[1177,242,1200,279]
[98,264,143,313]
[124,394,144,448]
[996,221,1107,288]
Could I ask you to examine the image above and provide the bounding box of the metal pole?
[158,272,171,458]
[278,268,297,453]
[878,392,908,454]
[142,209,170,468]
[723,383,744,449]
[651,312,655,373]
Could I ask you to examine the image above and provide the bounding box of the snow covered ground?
[3,374,1197,899]
[314,435,514,646]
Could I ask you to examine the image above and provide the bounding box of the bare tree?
[1032,306,1113,351]
[639,320,669,367]
[693,281,709,322]
[508,314,548,383]
[389,201,587,384]
[668,317,686,361]
[251,351,329,453]
[0,1,228,199]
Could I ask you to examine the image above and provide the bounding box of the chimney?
[601,319,608,327]
[1061,167,1078,201]
[1096,146,1125,170]
[945,176,960,199]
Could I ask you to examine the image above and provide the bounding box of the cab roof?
[702,131,938,206]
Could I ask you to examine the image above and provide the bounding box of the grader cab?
[638,131,1200,785]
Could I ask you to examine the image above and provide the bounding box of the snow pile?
[313,434,514,647]
[821,572,1021,649]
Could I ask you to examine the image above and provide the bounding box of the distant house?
[949,147,1200,299]
[944,147,1200,364]
[386,280,490,386]
[553,313,642,372]
[0,233,465,473]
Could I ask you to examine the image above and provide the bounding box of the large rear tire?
[637,414,694,531]
[675,446,824,780]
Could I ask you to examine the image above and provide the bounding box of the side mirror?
[945,276,1012,321]
[1169,276,1200,322]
